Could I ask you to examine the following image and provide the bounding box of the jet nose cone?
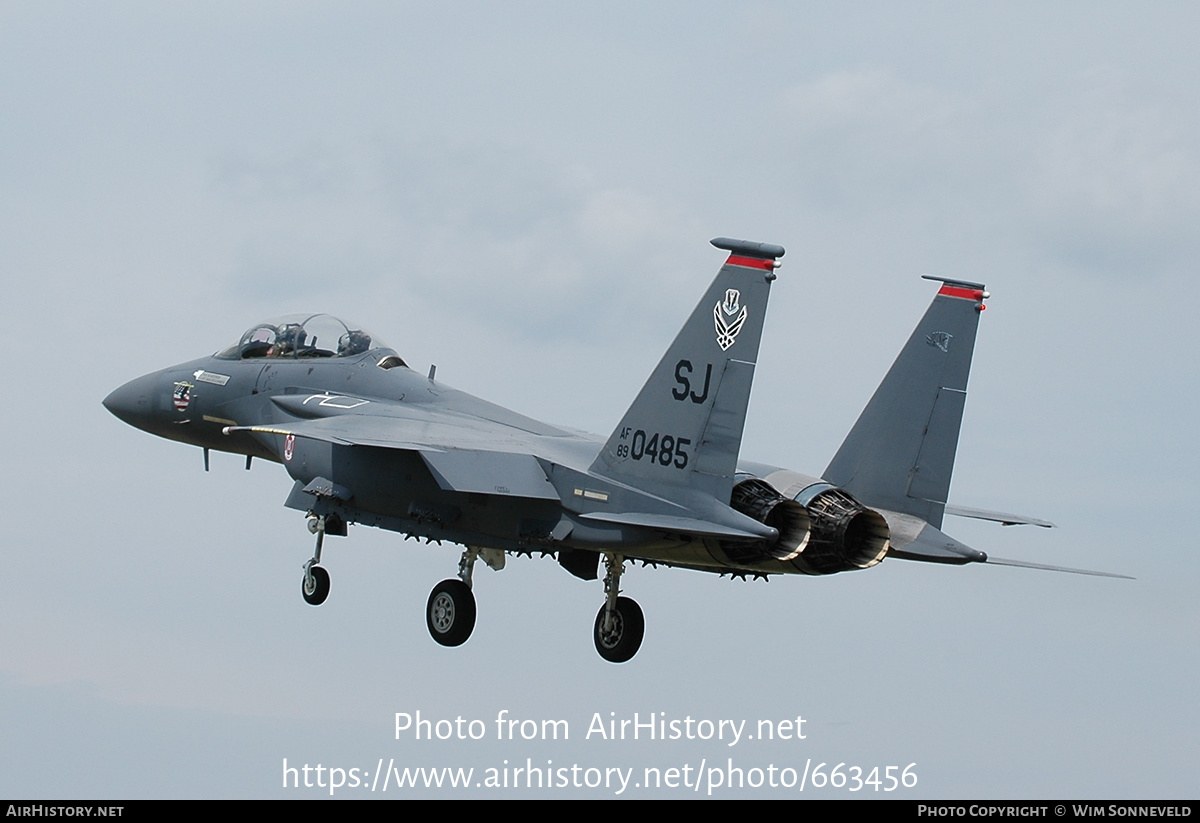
[103,373,157,430]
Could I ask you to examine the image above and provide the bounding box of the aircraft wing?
[224,405,779,527]
[224,411,562,500]
[224,388,571,452]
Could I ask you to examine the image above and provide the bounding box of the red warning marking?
[938,285,985,301]
[283,434,295,461]
[725,255,776,270]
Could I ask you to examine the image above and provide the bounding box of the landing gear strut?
[301,515,330,606]
[593,553,643,663]
[426,547,478,647]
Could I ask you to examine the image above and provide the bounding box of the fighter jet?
[103,237,1122,663]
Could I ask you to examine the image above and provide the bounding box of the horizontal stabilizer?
[945,504,1055,528]
[885,520,985,565]
[887,517,1130,578]
[984,556,1133,579]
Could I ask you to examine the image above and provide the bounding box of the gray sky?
[2,1,1196,798]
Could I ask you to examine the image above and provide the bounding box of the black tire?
[302,565,330,606]
[593,596,644,663]
[426,579,476,647]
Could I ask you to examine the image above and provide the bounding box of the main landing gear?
[422,548,645,661]
[426,547,478,647]
[593,553,644,663]
[300,525,644,661]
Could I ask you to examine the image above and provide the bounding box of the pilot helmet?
[338,330,371,356]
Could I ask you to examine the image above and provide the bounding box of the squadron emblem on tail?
[715,288,748,351]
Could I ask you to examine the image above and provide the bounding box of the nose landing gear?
[302,563,330,605]
[301,514,330,606]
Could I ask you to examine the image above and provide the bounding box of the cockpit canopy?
[216,314,388,360]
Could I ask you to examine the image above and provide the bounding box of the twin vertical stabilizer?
[824,277,988,528]
[592,246,987,537]
[590,238,784,503]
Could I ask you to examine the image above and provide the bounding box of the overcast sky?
[2,2,1197,798]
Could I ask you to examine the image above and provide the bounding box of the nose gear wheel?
[302,564,330,605]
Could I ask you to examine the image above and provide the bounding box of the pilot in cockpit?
[338,330,371,356]
[270,323,306,357]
